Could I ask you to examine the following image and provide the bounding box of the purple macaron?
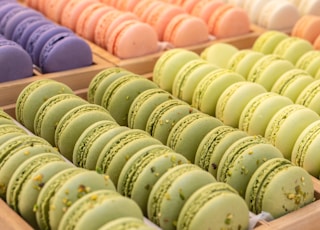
[0,38,33,82]
[0,4,28,35]
[39,32,92,73]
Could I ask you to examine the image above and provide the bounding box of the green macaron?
[101,74,158,126]
[252,30,289,54]
[87,67,132,104]
[296,50,320,79]
[15,79,74,133]
[172,59,218,103]
[58,190,144,230]
[245,158,314,218]
[34,93,88,146]
[72,120,120,169]
[95,129,162,187]
[296,79,320,115]
[217,135,284,197]
[145,99,199,144]
[167,112,223,163]
[117,144,189,215]
[192,68,245,116]
[147,164,216,230]
[98,217,154,230]
[265,104,320,159]
[0,109,15,125]
[239,92,294,136]
[153,48,200,93]
[128,88,173,130]
[177,182,249,230]
[35,167,116,230]
[54,103,115,161]
[195,125,248,178]
[0,124,28,145]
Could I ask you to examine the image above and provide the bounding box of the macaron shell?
[296,80,320,115]
[252,30,288,54]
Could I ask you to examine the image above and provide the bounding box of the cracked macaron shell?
[147,164,216,230]
[177,182,249,230]
[167,112,223,163]
[245,158,314,218]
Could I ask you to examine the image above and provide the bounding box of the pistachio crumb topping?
[225,213,233,225]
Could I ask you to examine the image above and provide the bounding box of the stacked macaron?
[0,2,92,73]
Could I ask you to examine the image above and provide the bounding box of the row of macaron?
[224,0,320,30]
[0,114,155,230]
[7,81,250,230]
[291,14,320,49]
[0,1,92,74]
[23,0,252,58]
[11,74,315,229]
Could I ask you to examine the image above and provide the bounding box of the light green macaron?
[252,30,289,54]
[167,113,223,163]
[98,217,154,230]
[296,50,320,79]
[147,164,216,230]
[15,79,74,133]
[296,79,320,115]
[0,124,28,145]
[0,109,15,125]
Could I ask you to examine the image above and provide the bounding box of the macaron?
[190,0,225,23]
[35,167,116,230]
[0,109,15,125]
[265,104,320,159]
[57,190,144,230]
[153,48,200,93]
[95,129,162,187]
[147,164,216,230]
[17,160,74,228]
[106,19,160,59]
[296,50,320,79]
[72,120,120,168]
[271,69,314,103]
[208,4,250,39]
[87,67,131,104]
[0,134,57,199]
[167,113,223,163]
[217,135,284,197]
[227,49,264,79]
[177,182,250,230]
[45,0,70,23]
[297,0,320,16]
[163,13,209,47]
[128,88,173,130]
[192,68,245,116]
[0,124,27,145]
[33,93,88,146]
[215,81,267,128]
[292,15,320,44]
[200,42,239,68]
[100,74,158,126]
[117,144,189,215]
[145,99,199,144]
[54,103,116,161]
[239,92,294,136]
[195,125,248,177]
[252,30,289,54]
[273,37,314,65]
[172,59,218,104]
[98,217,154,230]
[296,79,320,115]
[15,79,74,133]
[247,54,295,91]
[245,158,314,218]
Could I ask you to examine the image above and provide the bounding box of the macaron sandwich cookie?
[215,81,267,128]
[265,104,320,160]
[128,88,173,130]
[117,144,189,215]
[54,103,115,161]
[192,68,245,116]
[58,190,144,230]
[147,164,216,230]
[177,182,250,230]
[153,48,200,93]
[245,158,314,218]
[95,128,162,187]
[0,109,15,125]
[100,74,158,126]
[98,217,154,230]
[252,30,289,54]
[0,123,27,145]
[145,99,199,144]
[217,135,284,197]
[167,113,223,163]
[296,50,320,79]
[35,167,116,230]
[15,79,74,133]
[239,92,294,136]
[0,134,58,199]
[296,79,320,115]
[195,125,248,178]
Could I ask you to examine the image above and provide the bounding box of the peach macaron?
[292,15,320,44]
